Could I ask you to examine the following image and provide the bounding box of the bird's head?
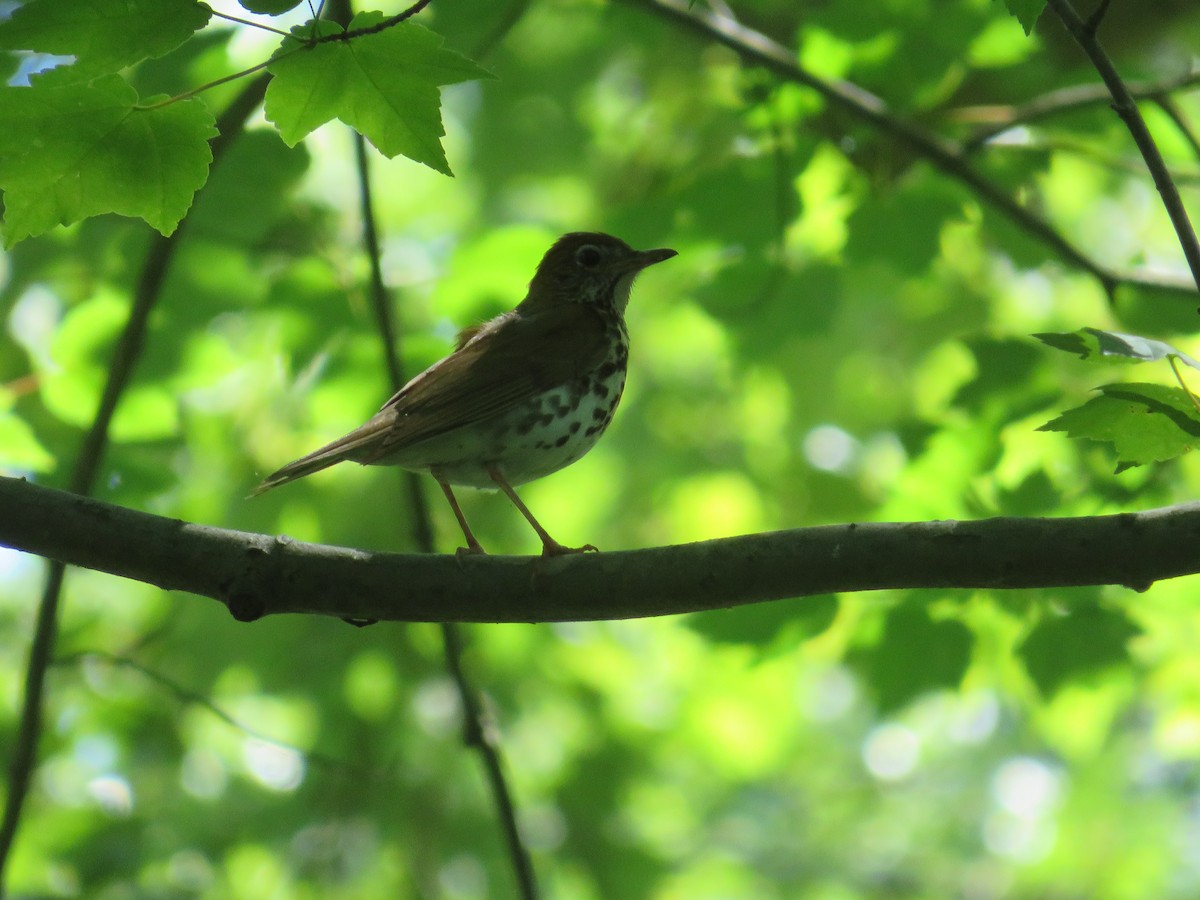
[525,232,677,315]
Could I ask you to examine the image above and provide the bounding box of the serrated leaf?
[0,0,211,80]
[995,0,1046,35]
[853,602,972,712]
[264,15,492,173]
[0,75,217,244]
[1034,327,1200,370]
[1018,603,1140,696]
[1038,382,1200,471]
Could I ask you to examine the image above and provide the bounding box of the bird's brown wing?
[252,303,610,492]
[370,301,611,458]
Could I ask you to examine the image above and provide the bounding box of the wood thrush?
[253,232,676,555]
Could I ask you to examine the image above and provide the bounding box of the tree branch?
[345,71,539,900]
[0,75,271,886]
[621,0,1199,299]
[955,68,1200,153]
[330,0,538,890]
[1046,0,1200,293]
[3,477,1197,622]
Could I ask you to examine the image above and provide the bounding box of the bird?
[253,232,677,555]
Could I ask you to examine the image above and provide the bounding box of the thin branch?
[347,87,540,900]
[316,0,433,43]
[471,0,532,59]
[1154,97,1200,163]
[139,0,434,111]
[350,119,539,900]
[1085,0,1115,33]
[1046,0,1200,293]
[52,652,376,779]
[1001,136,1200,186]
[0,75,270,889]
[955,68,1200,153]
[4,477,1200,622]
[439,623,538,898]
[346,122,434,556]
[210,9,292,36]
[334,0,537,887]
[620,0,1199,299]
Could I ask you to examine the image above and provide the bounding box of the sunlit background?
[4,0,1200,896]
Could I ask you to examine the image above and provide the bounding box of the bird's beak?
[633,247,678,270]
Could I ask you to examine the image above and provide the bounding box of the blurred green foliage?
[3,0,1200,897]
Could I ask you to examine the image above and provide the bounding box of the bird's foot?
[455,542,488,559]
[541,540,599,557]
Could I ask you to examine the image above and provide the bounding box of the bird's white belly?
[378,372,626,489]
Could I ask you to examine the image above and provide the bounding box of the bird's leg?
[435,475,486,556]
[486,465,598,556]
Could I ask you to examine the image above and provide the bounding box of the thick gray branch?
[2,477,1197,622]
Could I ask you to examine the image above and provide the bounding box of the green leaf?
[853,601,973,712]
[0,0,211,80]
[1038,382,1200,471]
[1018,602,1140,696]
[687,595,838,648]
[1034,327,1200,370]
[239,0,305,13]
[111,385,179,443]
[186,131,310,244]
[264,15,492,173]
[994,0,1046,35]
[0,75,217,244]
[0,411,56,472]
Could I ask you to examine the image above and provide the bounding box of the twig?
[621,0,1199,300]
[349,132,435,552]
[335,0,537,889]
[210,9,292,36]
[317,0,433,43]
[52,651,375,778]
[1085,0,1115,33]
[349,126,540,900]
[440,623,539,898]
[1046,0,1200,293]
[1154,97,1200,163]
[0,74,270,890]
[1000,135,1200,185]
[139,0,435,111]
[471,0,533,59]
[349,113,540,900]
[955,69,1200,153]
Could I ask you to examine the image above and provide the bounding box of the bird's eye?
[575,244,602,268]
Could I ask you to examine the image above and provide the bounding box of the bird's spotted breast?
[418,320,629,489]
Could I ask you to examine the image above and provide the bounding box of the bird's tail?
[248,416,392,498]
[249,450,345,497]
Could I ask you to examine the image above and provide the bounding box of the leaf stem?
[210,9,292,36]
[1168,355,1200,415]
[135,57,278,110]
[136,0,435,111]
[1046,0,1200,294]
